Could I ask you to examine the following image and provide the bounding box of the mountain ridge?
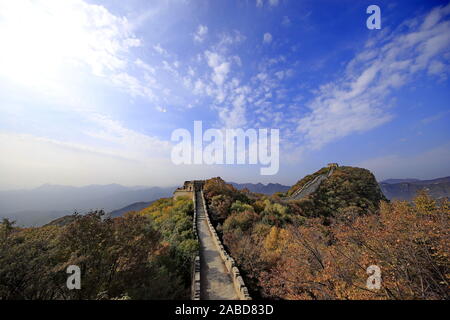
[0,184,175,226]
[379,176,450,200]
[3,174,450,226]
[228,182,290,194]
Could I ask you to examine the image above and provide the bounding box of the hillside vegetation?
[284,166,386,217]
[202,168,449,299]
[0,197,196,300]
[1,166,448,300]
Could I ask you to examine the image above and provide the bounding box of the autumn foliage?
[1,168,448,300]
[203,171,449,300]
[0,197,196,300]
[261,193,449,299]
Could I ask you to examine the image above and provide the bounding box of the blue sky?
[0,0,449,189]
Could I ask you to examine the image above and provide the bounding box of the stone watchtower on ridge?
[327,163,339,168]
[173,180,205,199]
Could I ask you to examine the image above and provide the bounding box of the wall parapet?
[200,190,252,300]
[287,165,337,200]
[191,192,201,300]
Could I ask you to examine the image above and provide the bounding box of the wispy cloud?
[153,43,169,55]
[205,51,231,86]
[296,3,450,150]
[257,0,280,7]
[269,0,280,7]
[0,0,141,88]
[282,16,291,26]
[85,114,171,159]
[1,0,449,188]
[194,24,208,43]
[421,110,450,124]
[156,106,168,113]
[263,32,273,44]
[111,73,155,100]
[0,132,180,189]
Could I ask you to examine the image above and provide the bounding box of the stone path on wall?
[195,191,238,300]
[287,167,336,201]
[289,173,328,200]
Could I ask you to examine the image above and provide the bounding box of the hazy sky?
[0,0,449,190]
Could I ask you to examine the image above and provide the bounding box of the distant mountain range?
[229,182,290,194]
[380,176,450,200]
[0,182,291,226]
[44,201,157,227]
[2,175,449,227]
[108,201,155,218]
[380,178,421,184]
[0,184,175,226]
[231,177,450,201]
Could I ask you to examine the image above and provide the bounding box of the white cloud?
[162,60,179,76]
[428,60,448,80]
[0,0,140,83]
[219,94,247,128]
[263,32,273,44]
[0,111,172,174]
[111,73,154,100]
[421,110,450,124]
[269,0,279,7]
[282,16,291,26]
[217,30,246,48]
[193,79,205,95]
[188,66,195,76]
[213,62,231,86]
[194,24,208,43]
[135,58,156,74]
[0,0,175,107]
[85,114,171,159]
[0,132,182,189]
[153,43,168,55]
[205,51,231,86]
[256,0,279,7]
[156,106,167,113]
[296,3,450,150]
[275,71,284,79]
[189,32,253,129]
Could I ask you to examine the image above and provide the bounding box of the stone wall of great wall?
[191,191,201,300]
[187,165,339,299]
[286,163,338,201]
[199,190,252,300]
[186,179,251,300]
[174,181,195,200]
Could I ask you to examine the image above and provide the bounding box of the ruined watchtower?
[173,180,205,199]
[327,163,339,168]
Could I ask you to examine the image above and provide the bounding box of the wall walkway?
[191,184,251,300]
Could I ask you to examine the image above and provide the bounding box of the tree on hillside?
[0,200,197,300]
[260,193,449,300]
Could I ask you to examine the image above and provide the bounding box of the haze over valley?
[2,173,449,227]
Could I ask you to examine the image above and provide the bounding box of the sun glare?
[0,0,123,89]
